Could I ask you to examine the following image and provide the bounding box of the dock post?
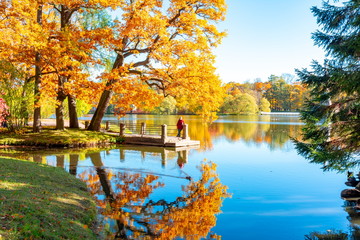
[161,124,167,144]
[120,149,125,162]
[182,124,189,140]
[161,150,167,167]
[120,123,125,136]
[184,149,189,163]
[105,121,110,130]
[141,122,146,135]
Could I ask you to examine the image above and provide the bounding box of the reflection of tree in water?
[188,121,213,151]
[206,118,301,150]
[107,114,302,151]
[79,152,230,239]
[264,124,301,151]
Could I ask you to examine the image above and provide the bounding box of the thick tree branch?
[133,57,150,68]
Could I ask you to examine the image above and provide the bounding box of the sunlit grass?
[0,128,117,147]
[0,157,98,239]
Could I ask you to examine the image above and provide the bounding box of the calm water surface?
[8,115,355,239]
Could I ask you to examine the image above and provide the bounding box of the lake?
[5,114,355,239]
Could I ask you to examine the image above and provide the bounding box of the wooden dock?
[103,122,200,148]
[122,133,200,147]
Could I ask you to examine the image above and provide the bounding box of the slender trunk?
[56,76,66,130]
[20,86,29,127]
[33,5,42,132]
[68,95,79,128]
[88,54,123,131]
[55,5,72,131]
[88,90,113,131]
[55,99,65,130]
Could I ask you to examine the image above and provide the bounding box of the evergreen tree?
[295,0,360,167]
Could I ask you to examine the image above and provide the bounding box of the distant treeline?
[99,74,308,115]
[220,74,309,114]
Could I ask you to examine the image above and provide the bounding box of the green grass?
[0,157,98,240]
[0,128,118,147]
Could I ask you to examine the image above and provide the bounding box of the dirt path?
[31,119,86,128]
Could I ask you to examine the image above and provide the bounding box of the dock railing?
[101,121,189,141]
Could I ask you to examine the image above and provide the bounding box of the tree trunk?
[55,98,65,130]
[55,6,72,131]
[88,54,124,131]
[68,95,79,128]
[56,76,66,130]
[88,89,113,131]
[33,5,42,133]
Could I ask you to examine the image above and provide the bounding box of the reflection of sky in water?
[41,115,350,239]
[191,139,347,239]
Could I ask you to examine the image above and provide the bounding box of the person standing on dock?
[176,117,185,137]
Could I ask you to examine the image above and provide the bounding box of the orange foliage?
[0,0,227,124]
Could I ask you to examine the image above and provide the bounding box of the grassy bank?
[0,157,98,239]
[0,128,118,147]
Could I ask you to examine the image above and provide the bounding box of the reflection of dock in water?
[118,145,196,167]
[12,144,198,172]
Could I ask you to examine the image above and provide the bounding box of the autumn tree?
[0,1,47,132]
[41,2,107,130]
[88,0,227,130]
[259,97,271,112]
[0,61,33,129]
[0,1,115,131]
[295,0,360,164]
[1,1,226,131]
[220,93,258,114]
[152,95,177,115]
[264,75,288,111]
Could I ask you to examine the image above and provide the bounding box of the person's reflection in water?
[177,151,192,180]
[177,151,185,169]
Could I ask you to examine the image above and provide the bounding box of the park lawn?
[0,128,118,147]
[0,157,98,240]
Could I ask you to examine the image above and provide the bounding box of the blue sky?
[214,0,327,83]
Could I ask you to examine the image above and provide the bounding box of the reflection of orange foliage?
[153,162,230,239]
[189,122,214,151]
[264,135,272,143]
[79,161,229,239]
[255,135,263,143]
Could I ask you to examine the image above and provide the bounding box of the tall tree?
[0,61,33,130]
[88,0,227,130]
[0,0,50,132]
[295,0,360,165]
[33,3,43,132]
